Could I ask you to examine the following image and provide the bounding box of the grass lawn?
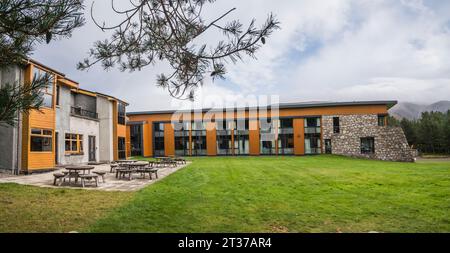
[90,155,450,233]
[0,184,132,232]
[1,155,449,232]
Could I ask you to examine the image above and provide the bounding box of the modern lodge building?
[0,59,128,174]
[126,101,415,162]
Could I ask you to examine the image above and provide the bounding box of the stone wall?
[322,114,415,162]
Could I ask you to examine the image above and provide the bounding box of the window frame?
[65,133,84,154]
[360,137,375,154]
[118,102,126,125]
[333,117,340,133]
[33,67,55,109]
[377,115,386,127]
[30,128,53,152]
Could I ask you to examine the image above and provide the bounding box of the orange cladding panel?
[126,125,131,157]
[293,118,304,155]
[206,122,217,156]
[142,123,152,157]
[249,120,260,155]
[164,123,175,156]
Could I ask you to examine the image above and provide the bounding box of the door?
[88,136,96,161]
[55,132,59,164]
[325,139,332,154]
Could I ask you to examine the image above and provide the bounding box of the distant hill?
[389,100,450,120]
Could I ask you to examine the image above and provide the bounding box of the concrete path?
[0,163,190,191]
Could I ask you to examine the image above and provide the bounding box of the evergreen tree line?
[388,111,450,154]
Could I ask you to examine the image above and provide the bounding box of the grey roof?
[127,100,398,116]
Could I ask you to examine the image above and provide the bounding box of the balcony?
[70,106,98,120]
[304,126,321,134]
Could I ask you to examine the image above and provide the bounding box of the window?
[234,119,249,155]
[304,117,321,154]
[304,135,321,154]
[174,122,190,156]
[378,115,386,126]
[191,122,207,156]
[30,128,52,152]
[118,137,126,159]
[278,118,294,155]
[216,120,233,155]
[118,103,126,125]
[235,118,249,131]
[154,122,164,132]
[65,133,83,154]
[304,117,321,134]
[361,137,375,154]
[56,85,60,106]
[260,119,276,154]
[33,67,54,108]
[333,117,340,133]
[130,124,143,156]
[153,123,165,156]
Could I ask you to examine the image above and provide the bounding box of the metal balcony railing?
[304,126,321,134]
[71,106,98,119]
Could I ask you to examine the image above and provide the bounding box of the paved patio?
[0,162,190,191]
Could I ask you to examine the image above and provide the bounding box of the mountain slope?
[389,101,450,120]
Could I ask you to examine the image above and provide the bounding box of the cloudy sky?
[33,0,450,111]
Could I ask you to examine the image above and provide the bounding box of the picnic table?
[115,160,137,164]
[65,165,95,174]
[61,166,97,187]
[116,161,149,180]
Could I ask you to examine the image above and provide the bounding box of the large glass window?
[304,117,321,133]
[191,122,207,156]
[130,124,143,156]
[304,117,321,154]
[260,119,276,155]
[30,128,52,152]
[378,115,386,126]
[278,118,294,155]
[34,68,54,108]
[234,119,249,155]
[333,117,340,133]
[118,103,126,125]
[118,137,126,159]
[65,133,83,154]
[174,122,189,156]
[216,120,233,155]
[361,137,375,154]
[153,123,165,156]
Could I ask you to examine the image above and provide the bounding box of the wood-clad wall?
[249,120,260,155]
[142,122,151,157]
[164,123,175,156]
[206,122,217,156]
[126,126,131,157]
[293,118,304,155]
[23,64,57,171]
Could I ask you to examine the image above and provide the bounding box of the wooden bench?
[117,169,134,180]
[78,174,99,187]
[53,173,65,186]
[110,163,118,173]
[93,171,107,183]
